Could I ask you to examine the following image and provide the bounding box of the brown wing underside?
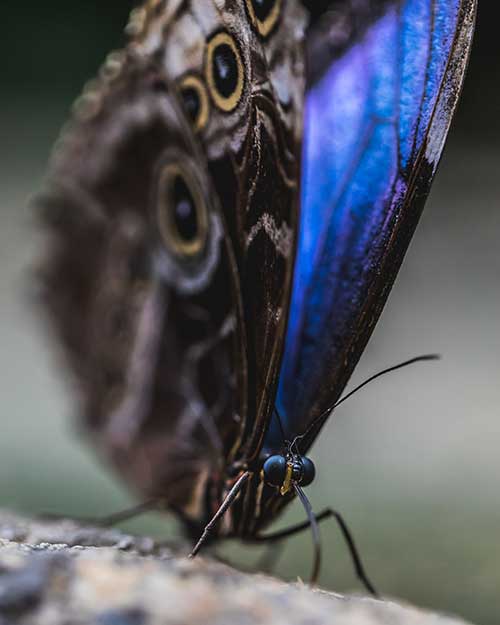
[133,0,307,463]
[39,53,246,519]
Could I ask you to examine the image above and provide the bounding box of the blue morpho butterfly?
[39,0,476,592]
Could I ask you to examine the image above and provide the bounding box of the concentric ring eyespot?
[178,74,209,132]
[205,31,245,113]
[156,163,208,258]
[245,0,282,38]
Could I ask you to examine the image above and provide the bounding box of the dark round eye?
[179,75,209,132]
[206,31,244,112]
[263,455,287,487]
[157,163,208,258]
[245,0,282,38]
[299,457,316,487]
[171,176,198,241]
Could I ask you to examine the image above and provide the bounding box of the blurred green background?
[1,2,499,624]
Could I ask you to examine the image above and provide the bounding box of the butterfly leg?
[254,507,378,597]
[253,508,334,542]
[189,471,251,558]
[90,499,163,527]
[40,499,161,527]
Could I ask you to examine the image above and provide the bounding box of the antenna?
[273,407,289,446]
[292,354,441,449]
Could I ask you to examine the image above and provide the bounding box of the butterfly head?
[262,452,315,495]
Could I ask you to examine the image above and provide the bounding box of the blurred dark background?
[1,3,499,625]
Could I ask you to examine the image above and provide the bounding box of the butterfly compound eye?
[299,457,316,487]
[245,0,282,38]
[157,163,208,258]
[263,455,287,487]
[206,31,245,112]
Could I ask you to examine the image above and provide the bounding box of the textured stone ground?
[0,511,475,625]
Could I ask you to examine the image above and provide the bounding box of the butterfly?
[38,0,476,590]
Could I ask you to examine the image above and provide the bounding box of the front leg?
[189,471,251,558]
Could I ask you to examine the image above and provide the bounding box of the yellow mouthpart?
[280,463,293,496]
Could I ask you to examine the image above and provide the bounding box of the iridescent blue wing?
[270,0,477,449]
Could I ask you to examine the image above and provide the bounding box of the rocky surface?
[0,511,475,625]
